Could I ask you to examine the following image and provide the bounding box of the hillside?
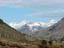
[47,17,64,41]
[0,19,25,42]
[0,19,38,42]
[33,17,64,41]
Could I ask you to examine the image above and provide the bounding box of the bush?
[48,40,52,45]
[41,40,47,45]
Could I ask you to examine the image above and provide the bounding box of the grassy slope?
[0,19,40,48]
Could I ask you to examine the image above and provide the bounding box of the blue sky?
[0,6,40,22]
[0,0,64,23]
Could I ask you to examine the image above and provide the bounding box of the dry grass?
[0,38,39,48]
[0,38,25,48]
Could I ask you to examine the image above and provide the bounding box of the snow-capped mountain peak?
[9,20,57,35]
[21,20,29,25]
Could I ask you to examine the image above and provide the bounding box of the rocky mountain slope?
[47,17,64,41]
[34,17,64,41]
[0,19,38,42]
[0,19,25,42]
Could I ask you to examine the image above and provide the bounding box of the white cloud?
[27,10,64,18]
[8,20,57,29]
[0,0,64,8]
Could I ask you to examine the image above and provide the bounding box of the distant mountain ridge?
[10,20,56,35]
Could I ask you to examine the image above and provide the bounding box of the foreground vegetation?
[0,38,39,48]
[0,38,64,48]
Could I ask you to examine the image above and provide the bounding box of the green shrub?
[48,40,52,45]
[41,40,47,45]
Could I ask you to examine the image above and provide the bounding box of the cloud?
[8,20,57,29]
[0,0,64,8]
[27,10,64,18]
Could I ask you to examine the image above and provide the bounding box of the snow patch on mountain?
[9,20,57,29]
[8,20,57,35]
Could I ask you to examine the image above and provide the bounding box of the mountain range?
[9,20,56,35]
[10,18,64,41]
